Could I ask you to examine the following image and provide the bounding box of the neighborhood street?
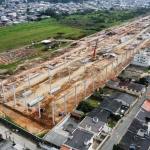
[0,124,37,150]
[100,87,150,150]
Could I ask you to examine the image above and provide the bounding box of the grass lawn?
[87,99,100,108]
[0,19,84,52]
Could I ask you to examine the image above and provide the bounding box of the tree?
[113,144,124,150]
[139,77,148,86]
[77,101,91,113]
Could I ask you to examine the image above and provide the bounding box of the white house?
[131,50,150,67]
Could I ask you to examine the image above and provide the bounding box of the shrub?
[77,101,92,113]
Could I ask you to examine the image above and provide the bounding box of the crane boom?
[92,39,99,60]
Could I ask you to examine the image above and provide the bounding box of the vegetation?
[113,144,124,150]
[0,19,83,52]
[117,76,126,82]
[59,8,150,32]
[108,114,121,128]
[87,99,100,108]
[136,77,148,86]
[38,132,48,138]
[77,101,93,113]
[1,8,150,52]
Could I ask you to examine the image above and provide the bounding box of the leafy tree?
[117,76,126,82]
[139,77,148,85]
[113,144,124,150]
[77,101,91,113]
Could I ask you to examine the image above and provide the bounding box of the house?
[128,82,145,94]
[78,116,106,136]
[131,50,150,67]
[136,108,150,123]
[106,77,120,88]
[119,118,150,150]
[88,107,110,124]
[63,128,94,150]
[44,128,69,147]
[119,82,145,96]
[119,81,130,88]
[60,145,71,150]
[109,92,135,107]
[99,99,122,115]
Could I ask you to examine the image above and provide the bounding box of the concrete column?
[28,71,31,88]
[1,81,6,103]
[74,85,77,106]
[105,65,108,81]
[121,54,123,67]
[24,90,28,113]
[68,67,71,83]
[52,102,55,125]
[117,58,119,72]
[125,51,127,62]
[111,61,114,76]
[64,55,66,68]
[64,93,67,114]
[99,69,102,86]
[84,79,86,99]
[130,49,132,57]
[48,69,52,94]
[92,73,94,93]
[12,85,16,107]
[84,63,86,73]
[37,96,41,118]
[49,78,52,94]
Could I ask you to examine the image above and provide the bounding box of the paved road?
[0,124,37,150]
[100,87,150,150]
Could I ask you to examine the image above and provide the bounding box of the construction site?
[1,15,150,136]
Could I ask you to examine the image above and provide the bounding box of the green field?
[0,8,150,53]
[0,19,84,52]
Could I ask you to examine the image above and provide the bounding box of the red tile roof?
[60,146,70,150]
[111,77,121,83]
[142,100,150,112]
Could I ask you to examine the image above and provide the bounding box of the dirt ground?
[0,15,150,134]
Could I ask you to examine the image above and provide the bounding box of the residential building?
[131,50,150,67]
[63,128,94,150]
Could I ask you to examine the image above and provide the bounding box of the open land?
[0,14,150,136]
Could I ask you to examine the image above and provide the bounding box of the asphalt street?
[0,124,37,150]
[100,87,150,150]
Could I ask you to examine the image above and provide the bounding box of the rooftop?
[64,128,94,150]
[142,100,150,112]
[106,80,119,87]
[135,108,150,123]
[119,81,130,87]
[60,145,70,150]
[111,77,120,83]
[120,131,145,150]
[128,118,147,134]
[128,82,145,92]
[44,128,69,147]
[110,92,135,105]
[100,99,122,114]
[78,116,105,134]
[88,107,110,123]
